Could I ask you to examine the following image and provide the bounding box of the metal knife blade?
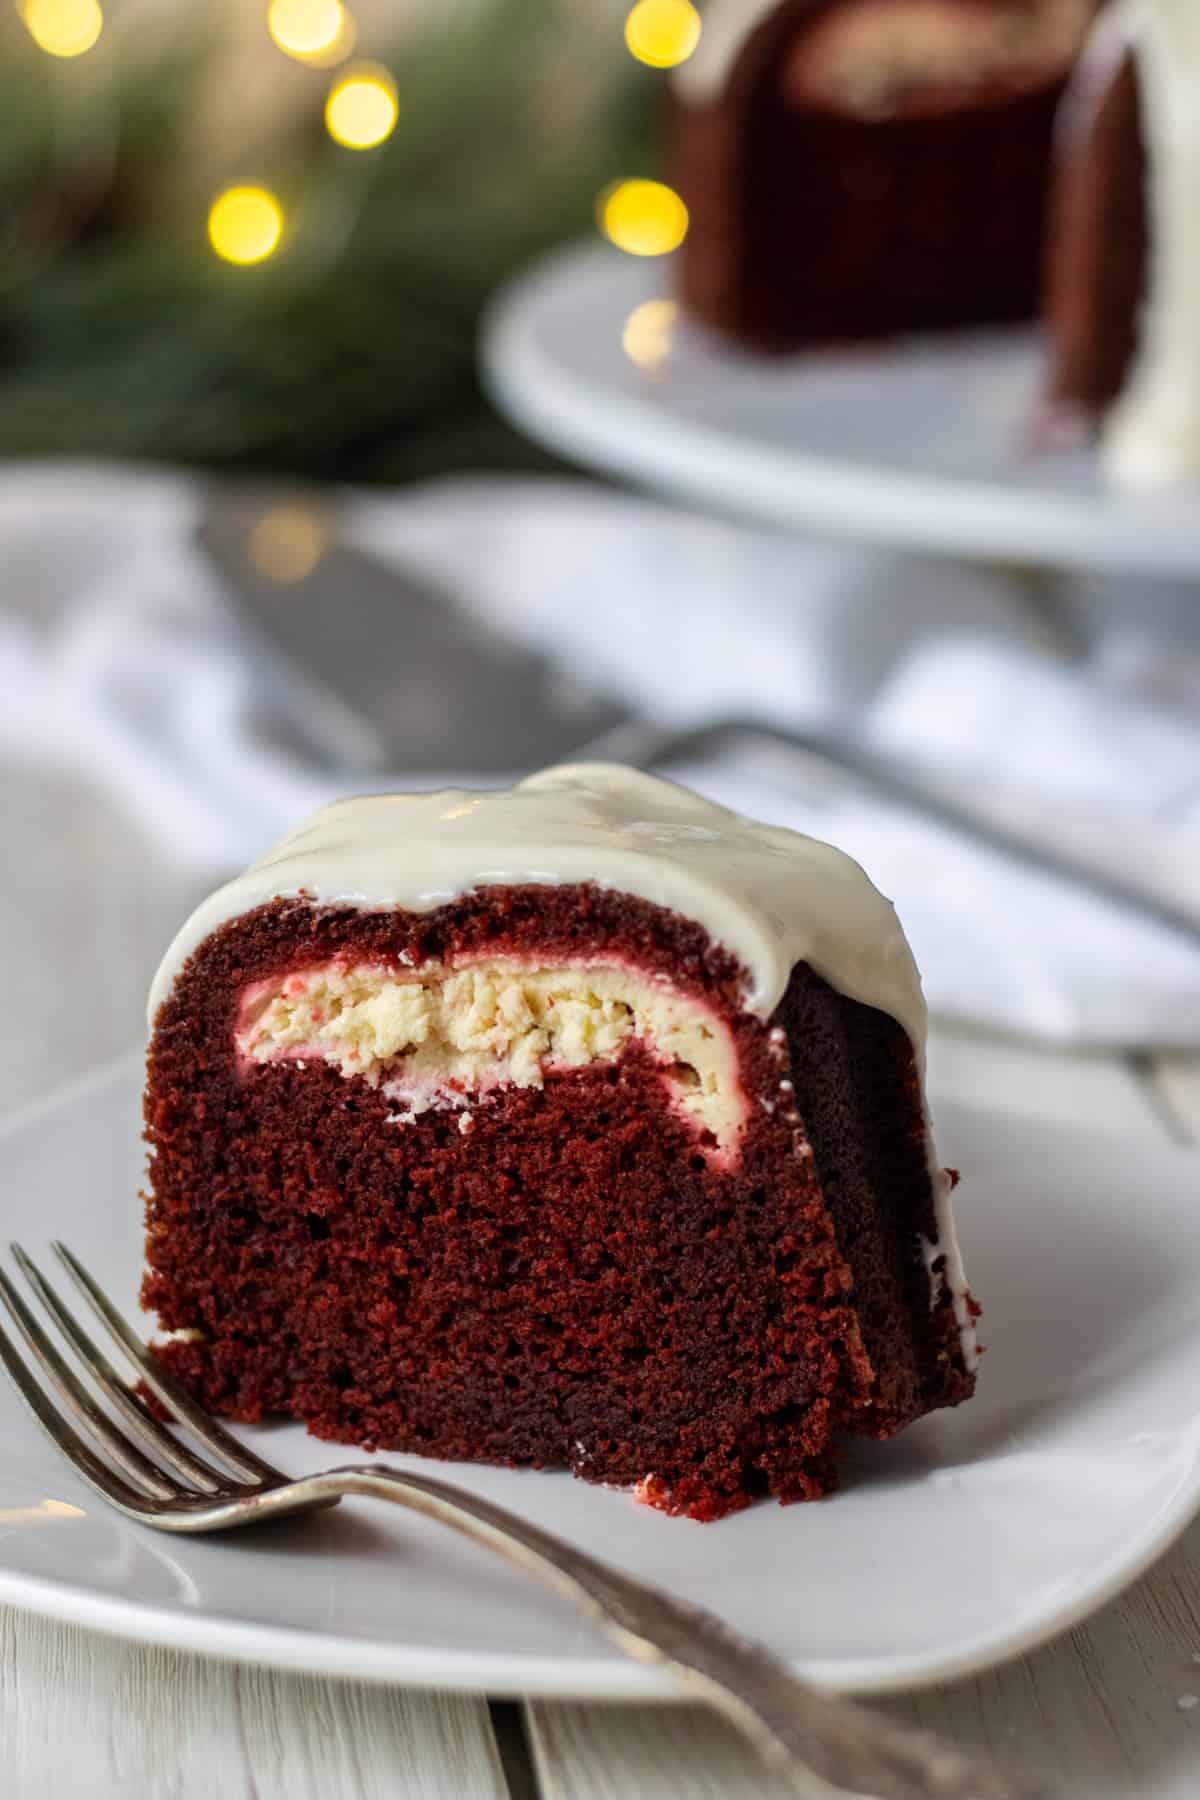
[196,490,629,774]
[580,716,1200,954]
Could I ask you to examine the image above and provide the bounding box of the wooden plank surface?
[527,1702,799,1799]
[0,1613,508,1800]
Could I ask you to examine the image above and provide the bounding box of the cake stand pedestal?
[483,244,1200,650]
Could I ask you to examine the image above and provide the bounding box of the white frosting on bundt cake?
[673,0,1087,106]
[150,763,925,1044]
[1101,0,1200,489]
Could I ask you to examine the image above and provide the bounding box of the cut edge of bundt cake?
[141,764,977,1521]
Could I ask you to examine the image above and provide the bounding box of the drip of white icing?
[1102,0,1200,489]
[148,762,975,1369]
[672,0,782,102]
[923,1142,976,1374]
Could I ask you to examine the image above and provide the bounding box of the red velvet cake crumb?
[142,885,974,1520]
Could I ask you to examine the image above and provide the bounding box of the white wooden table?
[4,763,1200,1799]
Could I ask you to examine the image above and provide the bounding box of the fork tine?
[0,1312,158,1515]
[51,1242,280,1486]
[0,1268,178,1500]
[12,1247,225,1496]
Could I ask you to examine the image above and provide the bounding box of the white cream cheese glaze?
[1101,0,1200,490]
[148,762,975,1368]
[149,763,926,1044]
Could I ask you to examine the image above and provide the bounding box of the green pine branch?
[0,1,661,481]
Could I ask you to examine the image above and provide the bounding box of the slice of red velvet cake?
[142,764,976,1521]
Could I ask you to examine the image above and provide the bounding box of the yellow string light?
[20,0,103,57]
[599,180,689,257]
[293,9,356,67]
[622,298,679,374]
[267,0,353,64]
[325,63,398,149]
[624,0,701,69]
[208,186,285,266]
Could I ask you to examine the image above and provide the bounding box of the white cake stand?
[483,243,1200,613]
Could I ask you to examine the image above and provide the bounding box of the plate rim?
[6,1489,1200,1699]
[482,242,1200,579]
[3,1055,1200,1699]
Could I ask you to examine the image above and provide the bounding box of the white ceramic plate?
[3,1055,1200,1698]
[484,243,1200,577]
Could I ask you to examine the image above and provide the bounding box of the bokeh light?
[208,186,285,266]
[267,0,354,65]
[622,298,679,375]
[599,179,689,257]
[249,505,327,583]
[20,0,103,57]
[624,0,701,69]
[325,63,399,149]
[296,10,356,66]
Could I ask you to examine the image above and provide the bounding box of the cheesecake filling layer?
[237,960,747,1149]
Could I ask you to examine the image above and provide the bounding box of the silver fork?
[0,1243,1042,1800]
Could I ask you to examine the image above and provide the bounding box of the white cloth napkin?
[2,462,1199,1048]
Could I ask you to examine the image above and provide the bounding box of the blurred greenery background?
[0,0,659,482]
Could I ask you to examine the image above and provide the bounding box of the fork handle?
[310,1464,1039,1800]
